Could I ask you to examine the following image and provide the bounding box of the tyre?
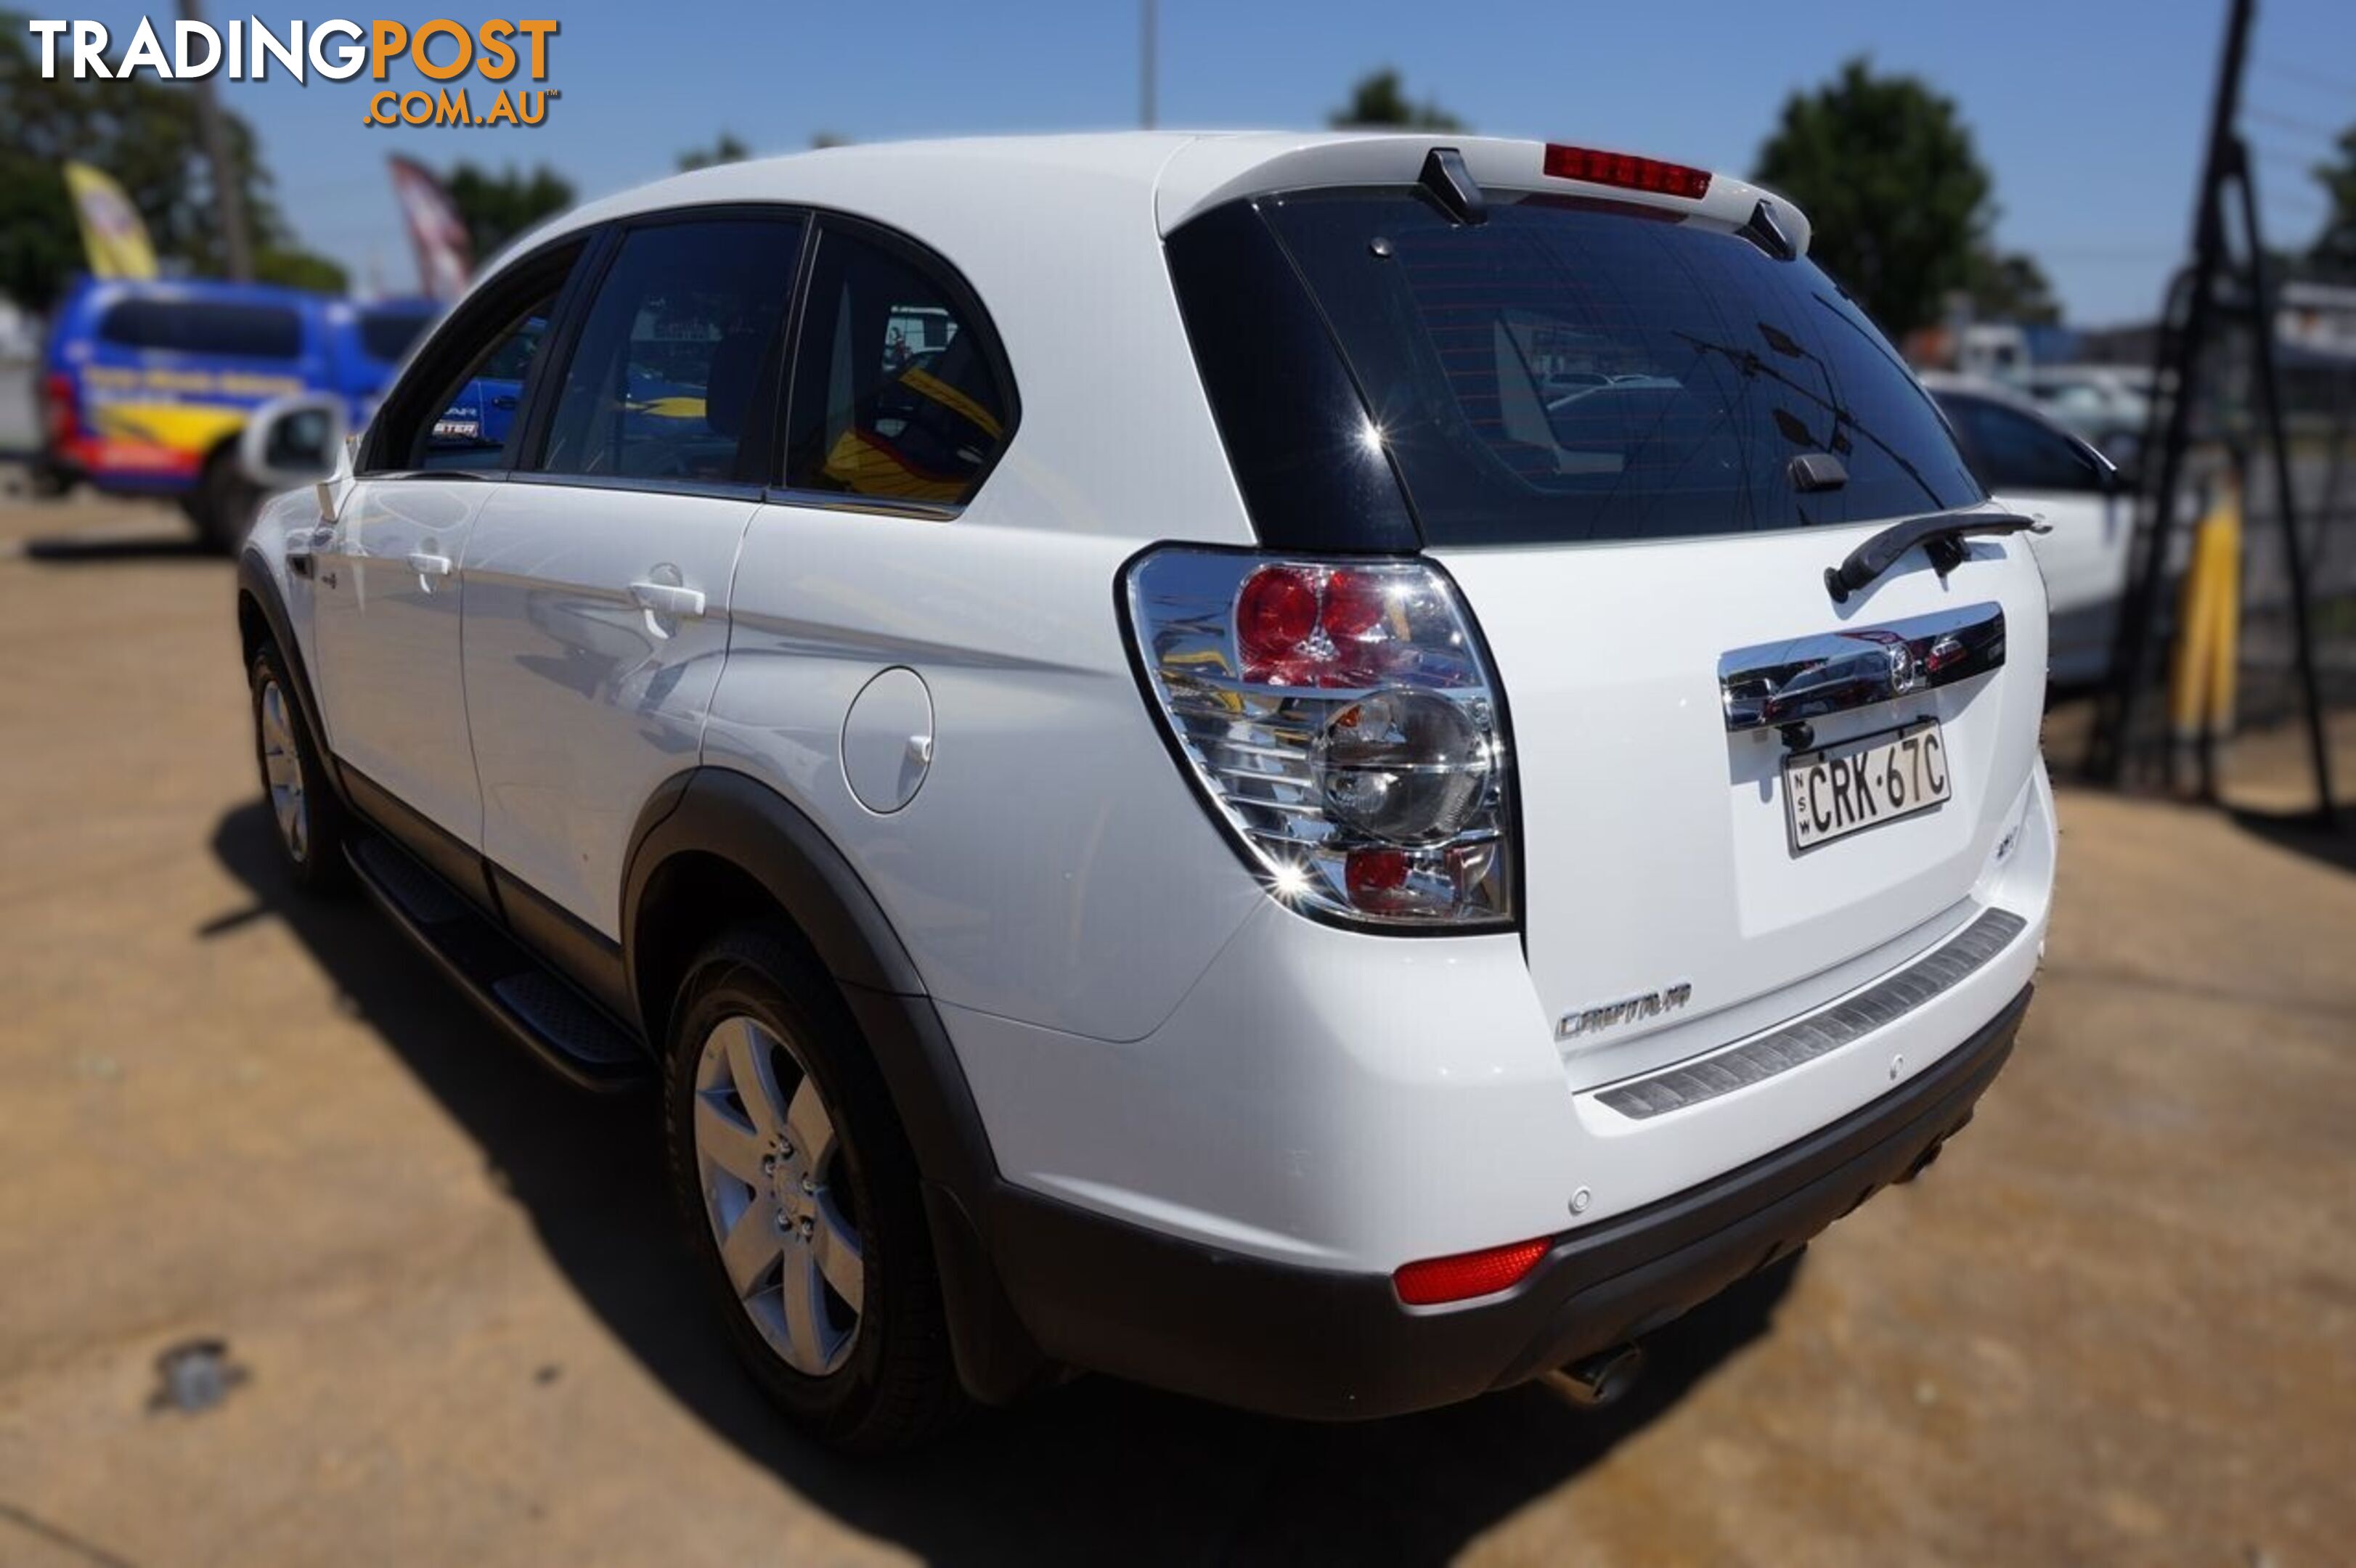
[193,447,261,554]
[248,640,348,891]
[664,928,961,1453]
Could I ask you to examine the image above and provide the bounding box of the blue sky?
[46,1,2356,324]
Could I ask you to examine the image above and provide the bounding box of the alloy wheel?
[692,1015,864,1376]
[257,677,309,862]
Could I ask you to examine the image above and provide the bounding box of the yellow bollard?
[2166,473,2243,795]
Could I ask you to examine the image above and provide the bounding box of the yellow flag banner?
[62,162,159,281]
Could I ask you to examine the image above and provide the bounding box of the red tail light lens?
[1125,550,1515,928]
[1236,565,1321,677]
[1395,1238,1552,1305]
[1542,144,1712,200]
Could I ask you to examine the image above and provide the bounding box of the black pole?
[2089,0,2256,785]
[2228,139,2339,826]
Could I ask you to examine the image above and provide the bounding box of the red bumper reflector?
[1541,144,1712,201]
[1394,1237,1552,1305]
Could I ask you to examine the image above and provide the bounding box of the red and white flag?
[387,156,473,302]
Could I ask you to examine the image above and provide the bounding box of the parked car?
[38,277,436,547]
[233,133,2055,1452]
[1926,374,2126,686]
[2019,364,2156,459]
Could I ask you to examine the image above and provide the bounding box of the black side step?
[346,833,649,1091]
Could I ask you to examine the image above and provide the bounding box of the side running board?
[346,832,649,1090]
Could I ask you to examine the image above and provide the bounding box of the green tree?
[1754,58,2053,340]
[1963,249,2061,327]
[677,131,751,173]
[444,162,576,263]
[1329,68,1466,132]
[0,10,344,307]
[2310,123,2356,281]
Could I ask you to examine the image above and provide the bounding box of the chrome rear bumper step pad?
[1594,907,2029,1121]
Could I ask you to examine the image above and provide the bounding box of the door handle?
[629,580,706,618]
[407,551,454,577]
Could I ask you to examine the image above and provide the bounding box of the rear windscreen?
[1260,191,1984,546]
[98,298,303,361]
[358,309,435,364]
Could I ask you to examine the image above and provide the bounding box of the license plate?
[1782,718,1950,852]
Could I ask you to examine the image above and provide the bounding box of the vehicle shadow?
[21,533,210,563]
[2228,803,2356,876]
[211,800,1800,1565]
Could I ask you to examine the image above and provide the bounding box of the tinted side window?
[1942,395,2101,494]
[98,299,303,359]
[539,218,803,483]
[409,299,556,471]
[783,225,1011,507]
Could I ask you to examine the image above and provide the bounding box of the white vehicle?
[2020,363,2156,453]
[234,133,2055,1451]
[1925,374,2127,685]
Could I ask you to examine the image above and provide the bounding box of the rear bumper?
[974,983,2026,1420]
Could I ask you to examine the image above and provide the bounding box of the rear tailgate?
[1441,524,2046,1087]
[1174,151,2048,1083]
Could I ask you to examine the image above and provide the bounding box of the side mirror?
[240,394,348,490]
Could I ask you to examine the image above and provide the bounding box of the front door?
[312,249,582,859]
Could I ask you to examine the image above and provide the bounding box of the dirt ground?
[1,496,2351,1568]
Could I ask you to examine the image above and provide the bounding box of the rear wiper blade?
[1824,510,2048,603]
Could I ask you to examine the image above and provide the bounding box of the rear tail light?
[1123,549,1514,928]
[1541,144,1712,200]
[42,372,80,446]
[1395,1237,1552,1305]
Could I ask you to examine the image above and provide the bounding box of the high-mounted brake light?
[1395,1237,1552,1306]
[1125,549,1515,928]
[1541,144,1712,201]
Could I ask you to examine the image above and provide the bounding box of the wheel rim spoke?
[693,1092,768,1183]
[778,1245,839,1372]
[717,1196,782,1299]
[811,1196,864,1313]
[723,1020,788,1138]
[784,1076,836,1172]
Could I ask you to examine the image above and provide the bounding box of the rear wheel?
[248,641,348,891]
[663,928,961,1453]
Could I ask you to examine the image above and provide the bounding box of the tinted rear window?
[1259,191,1983,545]
[358,308,435,364]
[97,298,304,360]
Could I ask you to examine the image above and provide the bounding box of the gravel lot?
[1,497,2350,1567]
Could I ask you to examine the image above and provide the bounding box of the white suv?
[235,133,2055,1452]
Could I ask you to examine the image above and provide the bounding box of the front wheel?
[663,929,962,1453]
[248,641,348,891]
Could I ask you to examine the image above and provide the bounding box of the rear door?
[1248,186,2050,1086]
[460,211,806,938]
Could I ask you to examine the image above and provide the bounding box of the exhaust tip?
[1549,1343,1646,1409]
